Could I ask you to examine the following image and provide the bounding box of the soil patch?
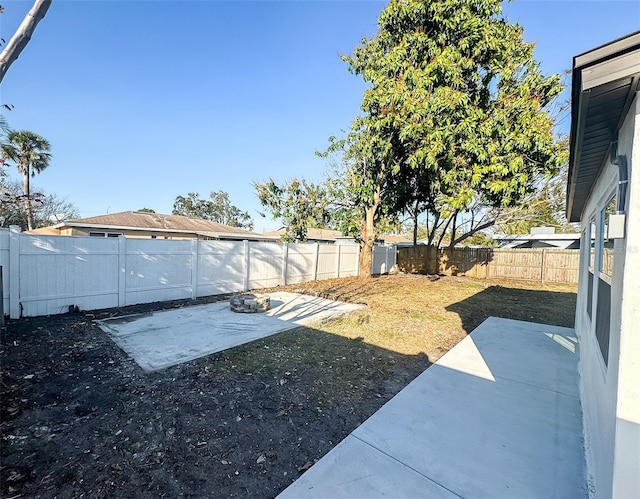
[1,275,576,498]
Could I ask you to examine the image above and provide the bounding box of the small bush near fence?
[397,246,580,285]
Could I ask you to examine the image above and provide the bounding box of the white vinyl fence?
[0,227,396,318]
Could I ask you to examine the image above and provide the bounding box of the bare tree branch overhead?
[0,0,52,84]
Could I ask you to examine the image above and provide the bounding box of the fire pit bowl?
[229,293,271,313]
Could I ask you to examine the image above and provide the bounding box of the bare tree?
[0,0,52,84]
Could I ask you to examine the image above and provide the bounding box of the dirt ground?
[1,275,577,498]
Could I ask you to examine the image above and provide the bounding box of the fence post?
[312,242,319,281]
[335,244,341,278]
[281,242,289,286]
[243,240,250,291]
[9,225,20,319]
[385,246,391,274]
[486,249,490,279]
[0,266,4,326]
[191,238,199,299]
[118,235,126,307]
[475,250,479,278]
[540,248,546,284]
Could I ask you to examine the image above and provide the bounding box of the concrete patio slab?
[97,292,364,372]
[281,435,459,498]
[278,317,588,499]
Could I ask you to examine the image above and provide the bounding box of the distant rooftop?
[30,211,276,240]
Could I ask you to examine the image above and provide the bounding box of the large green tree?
[1,129,51,230]
[332,0,566,269]
[254,178,328,242]
[172,191,254,230]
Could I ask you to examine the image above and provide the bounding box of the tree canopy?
[330,0,567,267]
[254,178,328,242]
[1,129,52,230]
[172,191,254,230]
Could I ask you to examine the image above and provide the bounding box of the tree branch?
[451,219,496,246]
[0,0,52,84]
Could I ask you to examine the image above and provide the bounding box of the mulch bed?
[1,293,428,498]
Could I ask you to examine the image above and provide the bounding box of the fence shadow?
[445,285,577,334]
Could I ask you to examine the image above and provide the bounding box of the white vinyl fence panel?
[17,233,120,317]
[248,241,284,289]
[124,238,194,306]
[285,243,316,284]
[1,227,377,318]
[371,245,397,275]
[196,240,245,296]
[0,230,10,315]
[317,244,337,280]
[338,245,360,277]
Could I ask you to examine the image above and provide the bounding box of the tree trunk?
[448,211,459,249]
[23,171,33,231]
[358,202,378,277]
[359,238,374,276]
[0,0,52,84]
[412,211,418,246]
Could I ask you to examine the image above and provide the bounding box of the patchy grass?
[269,274,576,358]
[202,274,576,411]
[1,274,577,498]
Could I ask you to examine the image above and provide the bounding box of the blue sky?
[1,0,639,231]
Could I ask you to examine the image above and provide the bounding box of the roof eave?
[567,31,640,223]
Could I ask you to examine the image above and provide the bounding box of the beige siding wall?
[66,227,196,239]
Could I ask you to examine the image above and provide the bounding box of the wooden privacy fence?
[397,246,580,284]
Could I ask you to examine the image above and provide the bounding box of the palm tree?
[1,130,51,230]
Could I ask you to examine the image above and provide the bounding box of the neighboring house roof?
[380,234,411,244]
[264,228,345,242]
[263,229,410,245]
[567,31,640,222]
[494,233,581,249]
[28,211,276,240]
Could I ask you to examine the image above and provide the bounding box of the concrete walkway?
[278,317,588,498]
[97,292,364,372]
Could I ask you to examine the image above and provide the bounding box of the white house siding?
[612,95,640,499]
[577,95,640,498]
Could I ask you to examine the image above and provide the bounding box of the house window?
[586,218,596,321]
[601,194,616,279]
[89,232,122,238]
[593,192,615,367]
